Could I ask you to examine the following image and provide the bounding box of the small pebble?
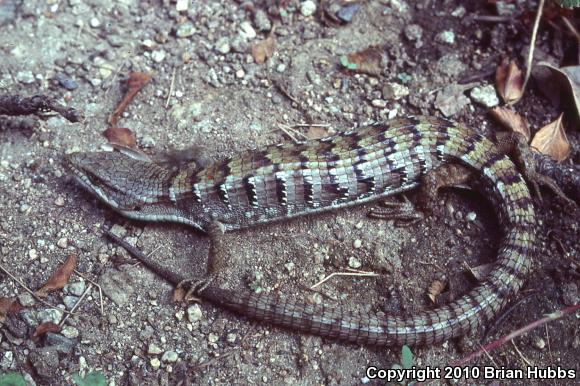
[16,71,35,84]
[235,69,245,78]
[336,3,361,23]
[55,73,79,91]
[208,333,219,343]
[353,239,362,249]
[300,1,317,17]
[54,196,65,206]
[67,281,86,296]
[148,343,163,355]
[61,326,79,339]
[533,337,546,350]
[187,304,202,323]
[348,256,362,269]
[226,333,237,343]
[436,30,455,45]
[28,249,38,259]
[215,37,231,54]
[57,237,68,249]
[150,358,161,370]
[176,23,196,38]
[470,85,499,107]
[175,0,188,11]
[151,50,166,63]
[161,350,178,363]
[89,17,101,28]
[253,9,271,31]
[239,21,256,39]
[466,212,477,222]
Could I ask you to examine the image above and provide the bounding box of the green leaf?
[558,0,580,7]
[401,345,413,370]
[0,373,27,386]
[72,371,108,386]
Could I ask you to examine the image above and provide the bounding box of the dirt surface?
[1,1,579,385]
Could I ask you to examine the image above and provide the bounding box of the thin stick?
[520,0,545,100]
[511,340,533,367]
[74,270,105,316]
[291,123,331,128]
[166,67,177,109]
[59,283,94,327]
[561,16,580,42]
[310,270,379,290]
[452,303,580,367]
[0,262,74,315]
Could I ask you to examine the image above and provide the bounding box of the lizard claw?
[368,195,424,227]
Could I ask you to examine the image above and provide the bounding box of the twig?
[452,303,580,367]
[74,270,105,316]
[310,269,379,290]
[520,0,545,99]
[511,340,533,367]
[291,123,331,128]
[561,16,580,42]
[59,283,94,327]
[277,124,302,144]
[472,15,514,23]
[166,67,177,109]
[0,261,74,315]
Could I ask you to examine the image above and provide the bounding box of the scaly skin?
[66,116,535,346]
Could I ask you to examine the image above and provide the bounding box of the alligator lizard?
[66,116,535,346]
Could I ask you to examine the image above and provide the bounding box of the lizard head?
[65,149,203,230]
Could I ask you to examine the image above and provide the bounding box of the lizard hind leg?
[368,163,475,226]
[184,219,231,298]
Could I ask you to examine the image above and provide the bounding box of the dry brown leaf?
[495,58,524,105]
[341,45,385,76]
[35,254,78,298]
[489,107,531,140]
[530,114,571,162]
[0,297,16,323]
[108,72,152,126]
[427,279,446,303]
[103,127,137,148]
[535,62,580,123]
[251,36,276,64]
[33,322,60,339]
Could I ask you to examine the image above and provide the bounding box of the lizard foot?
[368,195,424,227]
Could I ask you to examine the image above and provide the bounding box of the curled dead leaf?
[495,58,524,105]
[103,127,137,148]
[340,45,386,76]
[489,107,531,140]
[427,279,446,304]
[251,36,276,64]
[535,62,580,123]
[530,114,571,162]
[35,254,78,298]
[33,322,61,339]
